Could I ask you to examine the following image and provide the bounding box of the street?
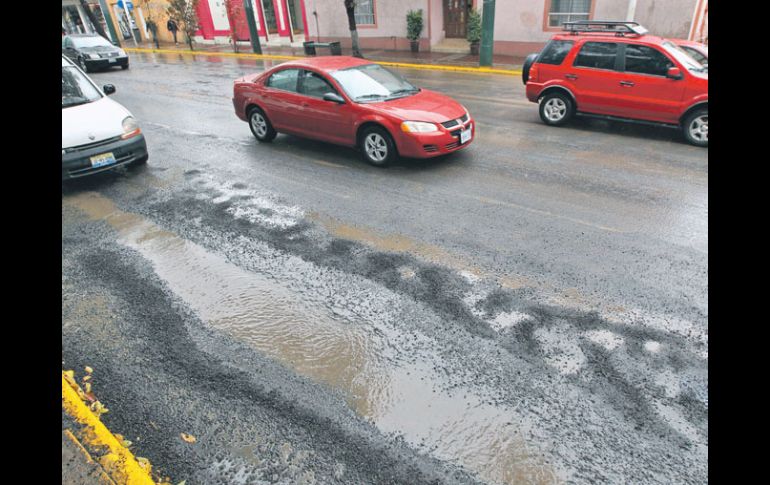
[62,51,708,484]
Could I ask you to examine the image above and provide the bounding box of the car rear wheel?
[360,126,396,167]
[248,107,277,142]
[522,53,539,85]
[683,108,708,147]
[539,92,574,126]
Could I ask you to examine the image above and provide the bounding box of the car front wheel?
[360,126,396,167]
[683,108,708,147]
[78,56,90,73]
[248,107,277,142]
[539,92,574,126]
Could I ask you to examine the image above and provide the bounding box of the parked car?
[62,56,147,180]
[232,56,474,166]
[522,21,708,147]
[62,33,129,72]
[671,39,708,68]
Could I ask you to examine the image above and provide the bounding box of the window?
[331,64,417,103]
[547,0,591,28]
[573,42,618,70]
[538,40,574,65]
[267,69,300,92]
[680,46,707,66]
[355,0,375,25]
[624,44,673,77]
[300,71,336,98]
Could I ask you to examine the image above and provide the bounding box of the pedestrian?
[167,18,179,45]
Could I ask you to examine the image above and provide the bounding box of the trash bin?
[330,42,342,55]
[303,42,316,56]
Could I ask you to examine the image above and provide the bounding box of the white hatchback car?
[62,55,147,180]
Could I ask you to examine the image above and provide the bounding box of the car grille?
[423,144,438,153]
[100,52,119,58]
[441,113,469,129]
[64,135,123,154]
[445,141,460,150]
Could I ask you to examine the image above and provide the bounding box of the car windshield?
[72,35,113,48]
[62,65,102,108]
[662,41,706,73]
[331,64,419,103]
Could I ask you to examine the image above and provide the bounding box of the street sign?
[116,0,134,10]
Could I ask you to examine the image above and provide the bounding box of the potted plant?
[407,9,423,53]
[467,9,482,55]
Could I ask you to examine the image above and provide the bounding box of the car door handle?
[620,81,635,87]
[565,74,578,80]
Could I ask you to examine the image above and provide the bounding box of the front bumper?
[85,56,129,69]
[394,118,475,158]
[62,134,147,180]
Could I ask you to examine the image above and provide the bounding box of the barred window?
[355,0,375,25]
[547,0,591,28]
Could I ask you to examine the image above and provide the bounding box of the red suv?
[523,21,708,147]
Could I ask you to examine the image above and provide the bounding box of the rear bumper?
[62,134,147,180]
[394,119,475,158]
[525,82,545,103]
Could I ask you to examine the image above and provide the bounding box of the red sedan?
[233,56,474,166]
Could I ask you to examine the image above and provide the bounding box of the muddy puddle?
[65,191,560,485]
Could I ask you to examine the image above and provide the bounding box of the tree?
[343,0,362,58]
[167,0,200,51]
[224,0,243,53]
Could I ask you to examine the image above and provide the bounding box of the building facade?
[64,0,709,54]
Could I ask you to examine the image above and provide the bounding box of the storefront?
[194,0,309,45]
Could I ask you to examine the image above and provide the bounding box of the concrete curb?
[62,371,166,485]
[125,47,522,76]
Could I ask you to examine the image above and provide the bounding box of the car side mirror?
[103,84,116,95]
[666,67,683,80]
[323,92,345,104]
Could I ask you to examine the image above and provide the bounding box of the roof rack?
[563,20,649,37]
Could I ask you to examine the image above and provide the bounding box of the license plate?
[90,152,117,168]
[109,58,116,63]
[460,126,472,144]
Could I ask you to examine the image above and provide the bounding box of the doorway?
[444,0,470,38]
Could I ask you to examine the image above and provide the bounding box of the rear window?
[267,69,300,92]
[573,42,618,70]
[537,40,574,65]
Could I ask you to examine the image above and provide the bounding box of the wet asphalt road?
[62,52,708,485]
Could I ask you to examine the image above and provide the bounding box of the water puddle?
[65,191,560,484]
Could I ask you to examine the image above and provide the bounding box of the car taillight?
[529,65,538,83]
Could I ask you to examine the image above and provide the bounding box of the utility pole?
[243,0,262,54]
[479,0,495,67]
[626,0,637,21]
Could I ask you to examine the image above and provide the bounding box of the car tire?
[360,126,397,167]
[248,107,277,142]
[121,64,129,70]
[682,108,708,147]
[539,91,574,126]
[522,53,539,85]
[78,56,90,73]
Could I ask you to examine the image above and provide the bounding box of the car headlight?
[88,53,100,59]
[118,49,127,57]
[121,116,142,139]
[400,121,439,133]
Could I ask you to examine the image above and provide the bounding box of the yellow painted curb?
[125,47,522,76]
[62,372,163,485]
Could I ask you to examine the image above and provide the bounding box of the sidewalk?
[128,40,526,71]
